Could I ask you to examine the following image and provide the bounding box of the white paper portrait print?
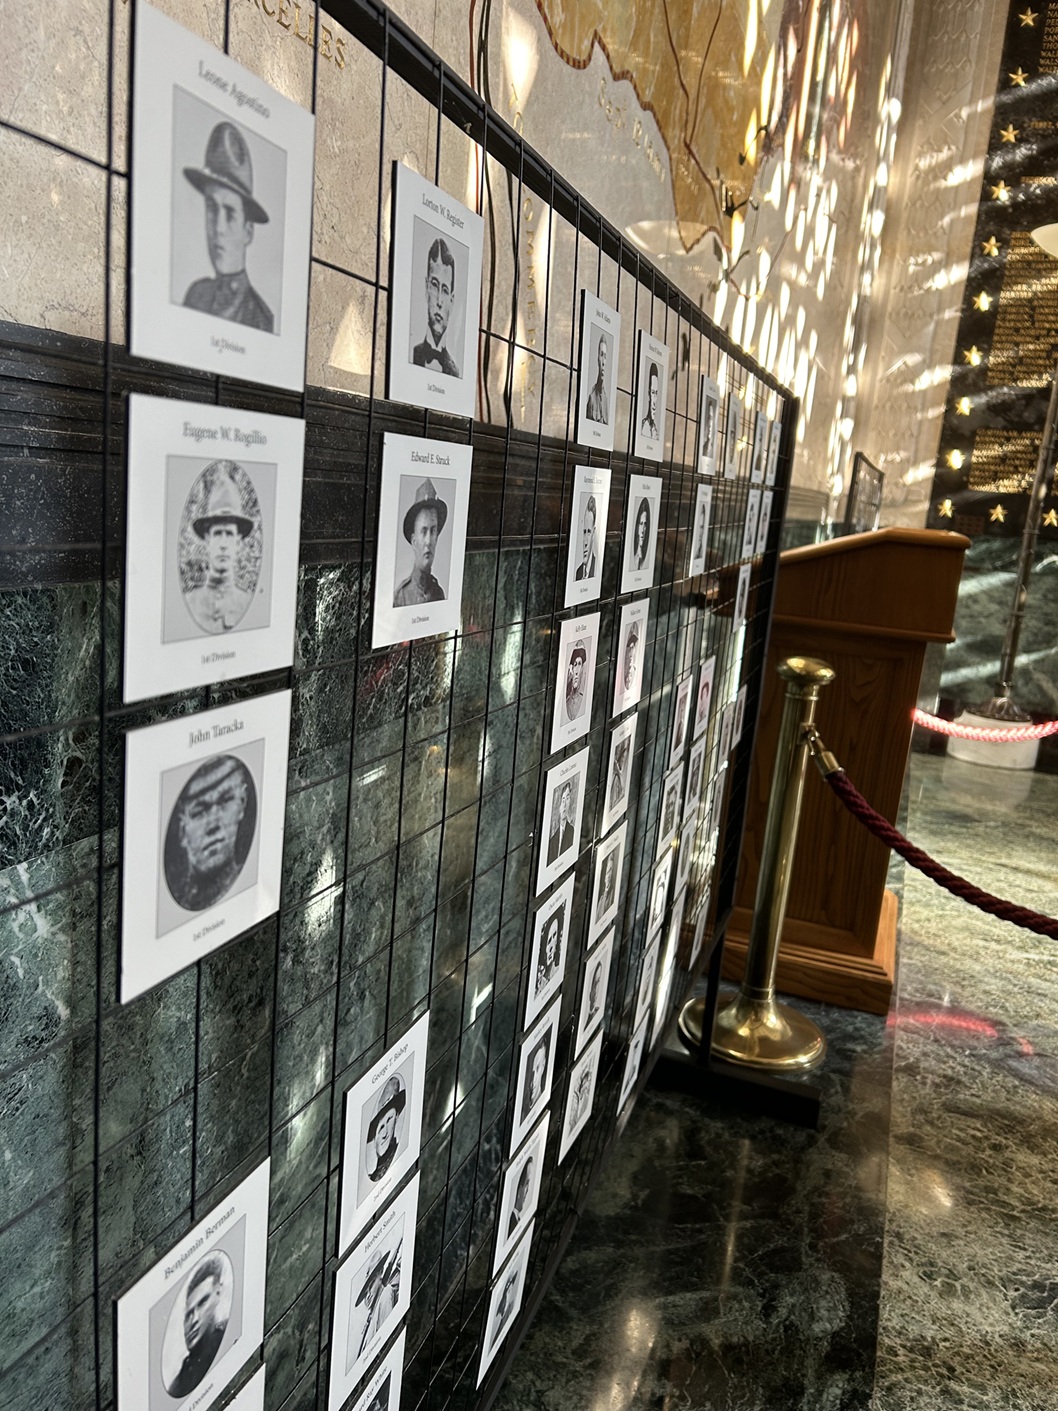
[699,375,720,475]
[750,410,767,483]
[537,747,589,894]
[328,1175,419,1411]
[755,489,774,555]
[226,1368,266,1411]
[347,1330,406,1411]
[621,474,662,594]
[693,655,716,741]
[600,712,637,836]
[338,1012,429,1256]
[612,599,650,718]
[589,821,627,944]
[477,1221,534,1387]
[617,1016,649,1113]
[669,676,693,768]
[372,433,472,648]
[675,814,696,895]
[765,421,781,485]
[741,488,762,560]
[575,928,613,1057]
[123,394,304,703]
[723,396,741,479]
[558,1029,603,1164]
[684,738,707,823]
[494,1114,549,1275]
[510,1002,561,1157]
[550,612,600,754]
[647,850,673,942]
[575,291,620,451]
[634,935,662,1032]
[690,887,711,968]
[387,162,484,417]
[718,701,736,762]
[733,684,749,747]
[564,466,611,608]
[651,891,685,1049]
[633,332,669,461]
[130,3,314,391]
[656,764,683,861]
[116,1160,268,1411]
[525,874,574,1032]
[687,483,712,578]
[733,563,752,632]
[121,691,290,1003]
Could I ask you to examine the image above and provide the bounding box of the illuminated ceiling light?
[981,235,1000,256]
[1009,67,1028,86]
[956,396,972,415]
[973,291,992,311]
[1000,125,1019,143]
[947,449,965,469]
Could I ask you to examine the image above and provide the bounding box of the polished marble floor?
[492,753,1058,1411]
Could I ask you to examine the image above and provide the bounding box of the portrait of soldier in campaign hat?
[163,754,257,913]
[564,639,589,723]
[364,1074,407,1185]
[182,120,275,332]
[351,1234,403,1364]
[394,477,449,607]
[180,460,261,635]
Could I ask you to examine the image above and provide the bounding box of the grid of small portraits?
[0,6,793,1411]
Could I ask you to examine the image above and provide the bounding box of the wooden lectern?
[724,528,970,1015]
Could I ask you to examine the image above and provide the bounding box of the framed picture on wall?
[647,849,673,941]
[733,563,752,632]
[693,654,716,740]
[668,675,693,767]
[600,712,637,836]
[656,764,683,860]
[620,474,662,594]
[612,599,650,718]
[387,161,484,417]
[699,375,720,475]
[756,489,774,555]
[723,395,740,479]
[130,2,315,391]
[741,488,762,560]
[588,821,627,945]
[575,927,614,1056]
[328,1175,420,1411]
[123,393,304,703]
[651,890,685,1049]
[477,1221,534,1387]
[684,737,707,822]
[116,1160,269,1411]
[346,1331,406,1411]
[537,746,589,894]
[120,690,291,1003]
[575,291,620,451]
[372,433,472,648]
[494,1114,549,1274]
[338,1012,429,1255]
[525,874,575,1032]
[634,934,662,1031]
[510,1002,561,1156]
[617,1015,649,1114]
[550,611,600,754]
[687,483,712,578]
[564,465,611,608]
[750,409,767,482]
[633,331,669,461]
[765,420,781,485]
[558,1029,603,1164]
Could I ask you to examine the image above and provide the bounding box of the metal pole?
[709,656,834,1071]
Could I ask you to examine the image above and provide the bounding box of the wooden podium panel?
[724,528,970,1014]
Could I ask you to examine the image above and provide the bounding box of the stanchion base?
[708,991,827,1072]
[651,1040,822,1130]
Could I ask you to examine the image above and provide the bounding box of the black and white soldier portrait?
[339,1012,428,1254]
[525,872,573,1031]
[742,488,762,560]
[564,466,610,608]
[723,395,741,479]
[635,935,662,1032]
[478,1222,534,1385]
[387,164,484,418]
[163,753,258,914]
[373,434,472,648]
[131,6,314,390]
[699,375,720,474]
[618,1016,649,1113]
[118,1161,268,1411]
[756,489,774,555]
[669,675,692,768]
[648,850,673,942]
[124,395,303,704]
[394,476,450,607]
[494,1113,548,1275]
[750,409,767,482]
[510,1003,560,1155]
[349,1232,403,1364]
[621,474,661,594]
[734,562,752,632]
[121,692,290,1003]
[633,331,669,462]
[693,654,717,740]
[575,292,620,451]
[589,820,626,944]
[687,483,713,578]
[612,599,649,718]
[601,712,637,836]
[551,612,599,753]
[547,778,576,866]
[558,1030,603,1164]
[537,747,589,894]
[521,1026,552,1124]
[346,1333,406,1411]
[657,765,683,860]
[575,928,614,1056]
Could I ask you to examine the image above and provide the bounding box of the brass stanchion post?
[688,656,834,1070]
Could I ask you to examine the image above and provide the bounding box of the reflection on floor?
[492,754,1058,1410]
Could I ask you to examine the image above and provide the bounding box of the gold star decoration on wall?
[990,504,1007,522]
[938,499,954,518]
[1019,8,1039,25]
[956,397,972,415]
[964,345,983,365]
[1044,509,1058,527]
[991,181,1011,202]
[1000,125,1019,143]
[982,236,1000,256]
[1010,67,1028,85]
[973,292,993,311]
[947,449,965,469]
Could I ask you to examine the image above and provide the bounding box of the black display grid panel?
[0,4,794,1411]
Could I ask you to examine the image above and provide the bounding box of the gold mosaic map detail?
[533,0,769,250]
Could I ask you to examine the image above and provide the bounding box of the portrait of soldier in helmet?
[177,459,264,637]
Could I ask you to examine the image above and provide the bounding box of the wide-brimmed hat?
[193,465,254,539]
[355,1246,395,1304]
[366,1074,407,1143]
[568,640,587,668]
[402,478,448,542]
[184,122,269,225]
[626,620,641,647]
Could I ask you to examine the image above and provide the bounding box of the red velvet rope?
[825,769,1058,940]
[912,708,1058,743]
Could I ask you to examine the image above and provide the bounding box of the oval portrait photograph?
[163,754,258,913]
[160,1249,235,1401]
[179,459,263,635]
